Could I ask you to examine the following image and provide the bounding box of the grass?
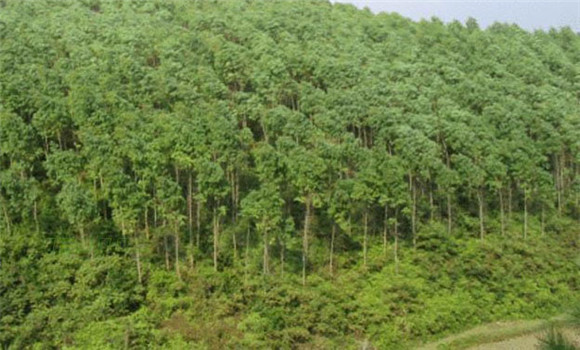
[417,315,573,350]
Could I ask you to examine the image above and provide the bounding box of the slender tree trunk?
[302,194,312,286]
[330,223,336,274]
[541,205,545,236]
[280,238,285,277]
[508,184,512,223]
[164,220,170,271]
[245,226,250,283]
[175,220,181,280]
[363,210,368,269]
[1,196,11,235]
[213,206,219,272]
[33,200,39,234]
[394,218,399,275]
[153,195,158,228]
[187,171,194,269]
[429,185,434,221]
[196,196,201,248]
[556,155,562,215]
[558,155,566,215]
[383,205,388,256]
[410,174,417,247]
[499,188,505,236]
[174,165,180,185]
[100,174,106,218]
[123,221,142,284]
[230,169,238,261]
[79,225,86,248]
[447,193,452,234]
[478,189,485,240]
[523,189,528,240]
[135,233,142,284]
[263,226,269,275]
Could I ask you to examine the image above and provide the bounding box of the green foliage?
[1,0,580,348]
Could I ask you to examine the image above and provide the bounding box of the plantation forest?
[1,0,579,348]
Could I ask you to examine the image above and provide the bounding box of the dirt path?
[417,316,577,350]
[469,328,579,350]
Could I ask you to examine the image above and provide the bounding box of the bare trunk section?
[499,188,505,236]
[163,220,170,271]
[245,226,250,283]
[394,217,399,275]
[447,193,452,234]
[135,233,142,284]
[556,155,562,215]
[302,194,312,286]
[363,210,368,268]
[33,200,40,233]
[79,225,86,248]
[263,226,269,275]
[213,206,219,272]
[541,205,545,236]
[330,223,336,274]
[429,185,434,221]
[523,188,528,240]
[280,238,285,277]
[175,220,181,280]
[477,189,485,240]
[383,205,388,256]
[187,171,194,269]
[508,184,512,224]
[144,208,150,240]
[196,196,201,248]
[410,174,417,247]
[1,195,12,234]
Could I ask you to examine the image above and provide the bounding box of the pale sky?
[332,0,580,32]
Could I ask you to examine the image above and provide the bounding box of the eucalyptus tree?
[241,143,284,275]
[280,136,327,285]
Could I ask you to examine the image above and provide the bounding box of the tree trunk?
[302,194,312,286]
[33,200,40,234]
[394,218,399,275]
[187,171,194,269]
[280,236,285,277]
[410,174,417,247]
[429,185,434,221]
[79,225,86,248]
[213,206,219,272]
[507,184,512,223]
[263,226,269,275]
[499,188,505,236]
[175,220,181,280]
[144,207,150,240]
[1,196,11,235]
[363,210,368,269]
[330,223,336,274]
[245,226,250,282]
[541,205,545,236]
[196,196,201,248]
[478,189,485,240]
[383,205,388,256]
[135,234,143,284]
[100,174,107,218]
[230,169,238,261]
[523,189,528,240]
[163,221,170,271]
[447,193,452,234]
[556,155,562,215]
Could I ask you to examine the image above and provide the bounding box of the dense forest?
[1,0,579,348]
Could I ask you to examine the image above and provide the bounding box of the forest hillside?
[1,0,579,348]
